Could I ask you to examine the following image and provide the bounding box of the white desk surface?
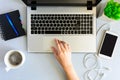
[0,0,120,80]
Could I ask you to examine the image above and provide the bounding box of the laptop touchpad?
[43,36,63,52]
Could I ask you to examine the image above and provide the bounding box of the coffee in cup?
[4,50,25,72]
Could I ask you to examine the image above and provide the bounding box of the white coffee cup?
[4,50,25,72]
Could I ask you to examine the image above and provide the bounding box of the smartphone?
[99,31,118,59]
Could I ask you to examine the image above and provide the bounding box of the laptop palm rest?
[43,36,63,52]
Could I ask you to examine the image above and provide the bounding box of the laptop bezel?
[22,0,101,6]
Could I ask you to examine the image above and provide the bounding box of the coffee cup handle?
[5,67,11,72]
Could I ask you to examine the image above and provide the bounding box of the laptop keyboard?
[31,14,93,34]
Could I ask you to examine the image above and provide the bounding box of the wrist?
[63,64,79,80]
[62,63,73,72]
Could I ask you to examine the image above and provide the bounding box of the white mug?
[4,50,25,72]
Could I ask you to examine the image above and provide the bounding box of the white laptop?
[22,0,101,52]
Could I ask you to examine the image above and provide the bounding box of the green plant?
[104,0,120,20]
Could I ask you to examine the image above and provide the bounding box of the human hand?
[51,39,72,69]
[52,39,79,80]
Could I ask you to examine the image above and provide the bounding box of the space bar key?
[45,31,61,34]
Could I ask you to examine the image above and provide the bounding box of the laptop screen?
[24,0,100,6]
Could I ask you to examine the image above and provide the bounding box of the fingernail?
[55,38,57,41]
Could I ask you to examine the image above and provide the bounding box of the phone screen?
[100,33,118,57]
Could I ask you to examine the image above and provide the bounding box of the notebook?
[0,10,25,41]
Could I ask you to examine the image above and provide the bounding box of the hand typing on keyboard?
[51,39,79,80]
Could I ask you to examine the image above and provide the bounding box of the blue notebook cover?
[0,10,25,41]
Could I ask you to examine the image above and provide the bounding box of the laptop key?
[45,31,61,34]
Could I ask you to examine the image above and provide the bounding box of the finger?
[67,43,70,49]
[61,41,69,51]
[51,47,59,60]
[58,40,65,51]
[55,39,61,52]
[51,47,58,56]
[64,43,71,54]
[61,42,68,50]
[68,44,72,52]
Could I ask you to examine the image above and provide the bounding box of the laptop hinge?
[31,1,37,10]
[87,1,92,10]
